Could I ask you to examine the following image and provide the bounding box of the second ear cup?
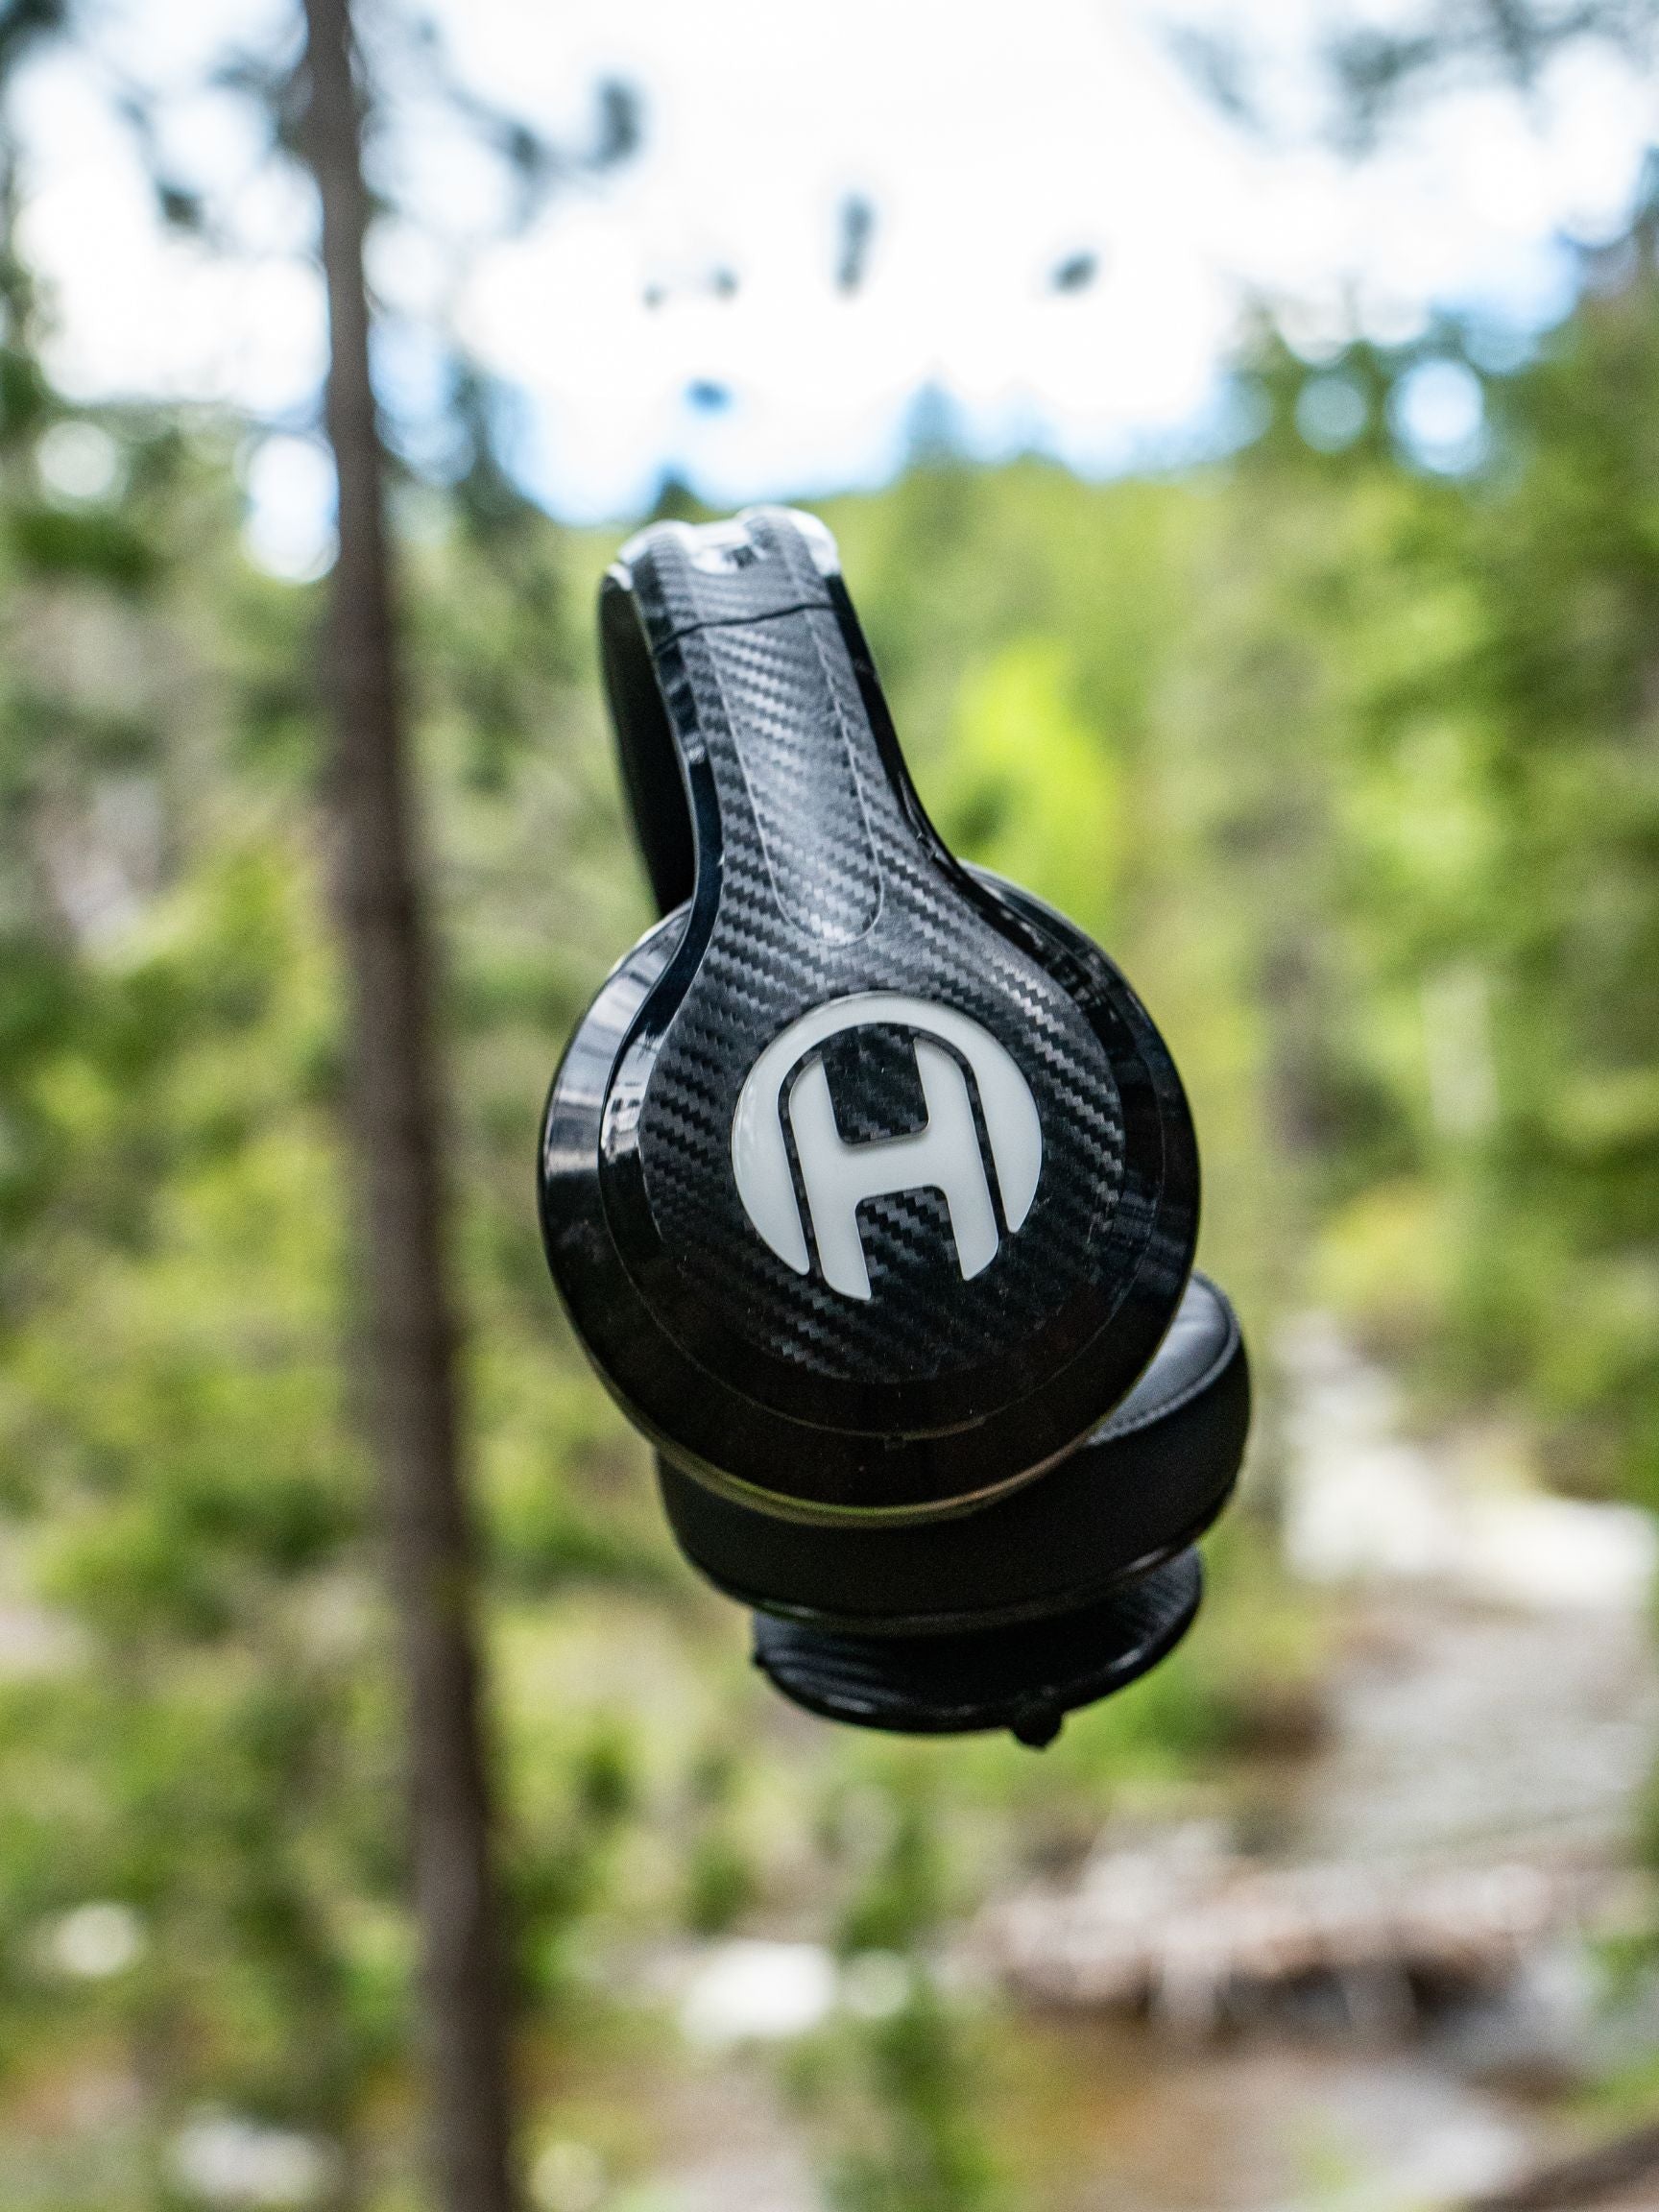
[658,1270,1250,1638]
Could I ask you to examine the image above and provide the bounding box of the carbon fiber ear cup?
[538,505,1246,1741]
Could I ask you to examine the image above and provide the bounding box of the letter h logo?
[731,992,1043,1302]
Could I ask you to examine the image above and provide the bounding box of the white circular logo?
[730,993,1043,1303]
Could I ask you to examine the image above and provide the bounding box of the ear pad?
[660,1270,1248,1637]
[540,506,1199,1522]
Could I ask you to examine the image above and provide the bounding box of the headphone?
[540,507,1249,1745]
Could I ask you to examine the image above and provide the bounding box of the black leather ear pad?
[657,1271,1249,1637]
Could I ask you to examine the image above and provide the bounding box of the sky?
[12,0,1659,563]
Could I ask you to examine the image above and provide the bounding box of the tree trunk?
[298,3,518,2206]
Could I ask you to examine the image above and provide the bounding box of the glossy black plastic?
[539,508,1200,1522]
[753,1549,1205,1745]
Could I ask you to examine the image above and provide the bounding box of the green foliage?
[935,637,1122,937]
[678,1741,757,1936]
[8,503,157,591]
[1213,276,1659,1495]
[789,1775,1008,2212]
[0,379,658,2192]
[814,1979,1007,2212]
[834,1766,947,1960]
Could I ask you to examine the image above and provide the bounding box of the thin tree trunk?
[298,2,518,2205]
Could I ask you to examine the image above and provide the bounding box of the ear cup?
[659,1270,1249,1636]
[539,507,1199,1520]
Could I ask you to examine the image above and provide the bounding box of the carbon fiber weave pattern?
[622,535,1128,1388]
[702,616,880,944]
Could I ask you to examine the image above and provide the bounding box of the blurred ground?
[467,1321,1659,2212]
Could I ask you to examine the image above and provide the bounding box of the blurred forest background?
[2,2,1659,2209]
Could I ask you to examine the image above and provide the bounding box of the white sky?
[12,0,1659,541]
